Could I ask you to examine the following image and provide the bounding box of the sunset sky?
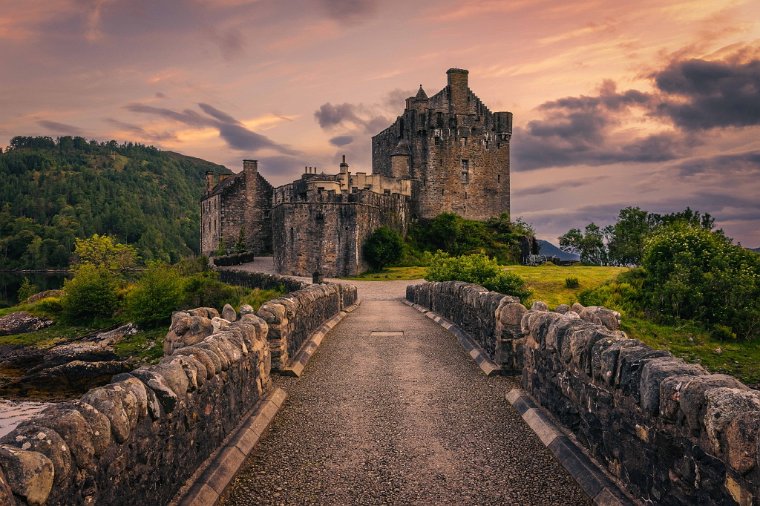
[1,0,759,246]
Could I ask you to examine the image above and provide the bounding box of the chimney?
[205,171,216,193]
[340,154,349,174]
[243,159,257,176]
[447,68,469,114]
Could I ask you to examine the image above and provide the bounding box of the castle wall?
[200,194,221,256]
[272,191,409,277]
[372,69,512,221]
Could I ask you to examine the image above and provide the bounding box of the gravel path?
[221,284,590,505]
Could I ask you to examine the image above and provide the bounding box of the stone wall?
[272,191,409,277]
[258,283,358,370]
[0,312,272,505]
[405,281,527,370]
[218,268,307,293]
[407,280,759,504]
[522,307,760,505]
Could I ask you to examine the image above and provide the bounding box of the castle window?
[461,159,469,183]
[435,136,441,146]
[497,174,501,183]
[436,112,443,128]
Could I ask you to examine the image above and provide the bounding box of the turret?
[390,140,411,178]
[205,171,216,193]
[243,159,258,185]
[447,68,469,114]
[339,154,349,174]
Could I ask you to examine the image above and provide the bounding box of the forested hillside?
[0,136,230,269]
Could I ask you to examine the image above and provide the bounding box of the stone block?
[677,374,748,436]
[639,357,706,415]
[704,388,760,456]
[724,411,760,474]
[0,444,54,505]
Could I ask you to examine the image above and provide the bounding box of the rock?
[222,303,237,322]
[21,359,135,392]
[0,467,13,505]
[554,304,570,314]
[724,411,760,474]
[211,316,231,333]
[639,357,706,415]
[239,304,255,316]
[704,388,760,455]
[578,306,621,330]
[24,290,64,303]
[0,312,53,336]
[0,423,72,489]
[31,405,96,472]
[187,307,219,319]
[91,323,138,347]
[0,444,54,505]
[531,301,548,311]
[677,374,748,435]
[81,387,131,443]
[163,314,214,355]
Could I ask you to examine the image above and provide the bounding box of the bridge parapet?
[408,280,759,504]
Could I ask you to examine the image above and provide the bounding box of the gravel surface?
[221,288,590,505]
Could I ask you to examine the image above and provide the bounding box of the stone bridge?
[0,263,757,505]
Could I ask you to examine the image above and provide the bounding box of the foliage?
[17,277,39,302]
[559,223,608,265]
[173,255,209,276]
[0,136,230,269]
[125,262,185,325]
[425,252,531,302]
[406,212,535,264]
[234,229,247,254]
[564,277,579,289]
[641,223,760,340]
[60,264,121,322]
[73,234,138,271]
[345,266,428,281]
[559,206,716,266]
[363,227,404,271]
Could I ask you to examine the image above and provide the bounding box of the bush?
[126,262,185,325]
[17,277,39,302]
[61,264,120,322]
[579,269,645,316]
[565,277,580,289]
[183,272,245,309]
[425,252,531,302]
[363,227,404,271]
[642,223,760,340]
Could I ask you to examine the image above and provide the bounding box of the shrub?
[425,252,531,303]
[565,277,580,289]
[126,262,185,325]
[363,227,404,271]
[61,264,120,322]
[183,272,245,309]
[642,223,760,340]
[73,234,139,271]
[17,277,39,302]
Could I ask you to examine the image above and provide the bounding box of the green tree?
[607,207,650,266]
[73,234,138,271]
[363,227,404,271]
[559,223,608,265]
[126,262,185,325]
[60,264,120,322]
[642,223,760,340]
[17,277,39,302]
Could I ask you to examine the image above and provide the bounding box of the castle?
[201,68,513,276]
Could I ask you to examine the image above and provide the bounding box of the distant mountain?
[0,136,231,269]
[538,239,580,261]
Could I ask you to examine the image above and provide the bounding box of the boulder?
[163,314,214,355]
[24,290,64,303]
[531,301,548,311]
[222,303,237,322]
[554,304,570,314]
[239,304,255,316]
[0,312,53,336]
[704,388,760,455]
[0,444,54,505]
[724,410,760,474]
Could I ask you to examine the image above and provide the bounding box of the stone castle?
[201,68,513,276]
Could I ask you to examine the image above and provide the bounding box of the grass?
[622,316,760,387]
[504,264,628,307]
[344,266,428,281]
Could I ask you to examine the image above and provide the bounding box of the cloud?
[126,102,298,155]
[205,26,246,60]
[318,0,378,21]
[104,118,176,142]
[675,150,760,176]
[329,135,353,146]
[37,120,84,136]
[314,102,388,134]
[519,180,590,196]
[652,57,760,130]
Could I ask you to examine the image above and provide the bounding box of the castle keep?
[201,69,513,276]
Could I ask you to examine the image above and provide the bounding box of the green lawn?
[504,264,628,307]
[343,266,428,281]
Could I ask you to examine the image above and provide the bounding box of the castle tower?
[371,68,511,221]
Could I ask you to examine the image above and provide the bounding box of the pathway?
[220,272,590,505]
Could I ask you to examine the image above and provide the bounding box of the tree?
[60,264,120,322]
[72,234,138,271]
[363,227,404,271]
[559,223,608,265]
[607,207,650,266]
[126,262,185,325]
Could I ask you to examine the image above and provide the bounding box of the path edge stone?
[402,299,501,376]
[280,300,362,377]
[506,388,638,506]
[171,387,288,506]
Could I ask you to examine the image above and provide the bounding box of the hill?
[0,136,230,269]
[537,239,580,261]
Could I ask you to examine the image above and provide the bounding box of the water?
[0,399,51,437]
[0,272,69,308]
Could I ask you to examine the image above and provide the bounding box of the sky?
[1,0,759,247]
